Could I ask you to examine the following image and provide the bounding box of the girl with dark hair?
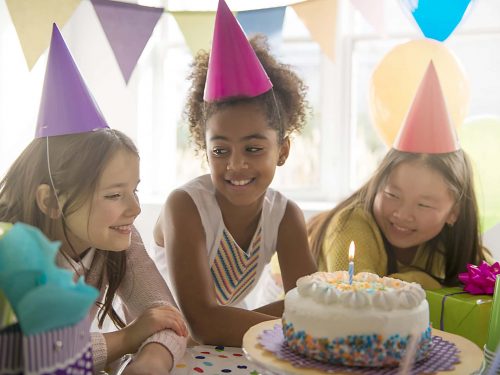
[154,1,316,346]
[308,63,493,289]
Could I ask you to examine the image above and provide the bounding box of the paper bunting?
[5,0,81,70]
[291,0,338,61]
[172,11,216,56]
[236,6,286,51]
[402,0,472,42]
[91,0,164,84]
[350,0,386,35]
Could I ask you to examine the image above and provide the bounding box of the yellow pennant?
[5,0,81,70]
[172,11,216,56]
[292,0,338,61]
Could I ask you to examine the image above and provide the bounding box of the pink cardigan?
[57,227,187,372]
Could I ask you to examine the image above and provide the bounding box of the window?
[1,0,499,212]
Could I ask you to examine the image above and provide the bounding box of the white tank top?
[156,174,288,308]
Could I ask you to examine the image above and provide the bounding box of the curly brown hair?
[185,34,308,153]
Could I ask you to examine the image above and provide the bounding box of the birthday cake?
[282,271,432,367]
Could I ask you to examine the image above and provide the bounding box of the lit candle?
[348,241,355,285]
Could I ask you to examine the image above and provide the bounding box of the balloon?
[401,0,473,42]
[369,39,470,146]
[459,116,500,232]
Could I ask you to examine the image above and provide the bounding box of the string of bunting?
[3,0,364,83]
[4,0,471,84]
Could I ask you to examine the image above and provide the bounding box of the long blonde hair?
[308,149,487,286]
[0,128,138,328]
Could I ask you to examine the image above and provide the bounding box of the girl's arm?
[242,200,318,318]
[276,200,317,293]
[113,227,187,368]
[157,189,279,347]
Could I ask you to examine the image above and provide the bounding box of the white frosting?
[283,271,430,342]
[293,271,426,309]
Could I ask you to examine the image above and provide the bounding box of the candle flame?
[348,241,355,261]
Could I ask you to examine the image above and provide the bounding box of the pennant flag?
[172,11,216,56]
[350,0,386,35]
[5,0,81,70]
[292,0,338,61]
[401,0,472,42]
[91,0,164,84]
[236,6,286,51]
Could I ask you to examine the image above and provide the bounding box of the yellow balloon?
[369,39,470,146]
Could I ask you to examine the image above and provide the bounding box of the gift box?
[426,286,493,348]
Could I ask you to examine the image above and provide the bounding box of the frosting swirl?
[295,271,426,310]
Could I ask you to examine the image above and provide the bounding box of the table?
[242,319,484,375]
[172,345,259,375]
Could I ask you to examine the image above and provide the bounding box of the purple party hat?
[203,0,272,102]
[35,24,109,138]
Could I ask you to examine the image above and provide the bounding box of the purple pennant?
[91,0,164,84]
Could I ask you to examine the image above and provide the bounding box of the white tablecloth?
[172,345,259,375]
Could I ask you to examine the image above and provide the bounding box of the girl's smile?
[373,160,458,252]
[205,101,289,209]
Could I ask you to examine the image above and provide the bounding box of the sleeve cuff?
[138,329,187,367]
[90,332,108,372]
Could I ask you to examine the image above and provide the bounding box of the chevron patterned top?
[210,226,262,306]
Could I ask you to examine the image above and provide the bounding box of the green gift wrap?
[426,287,493,348]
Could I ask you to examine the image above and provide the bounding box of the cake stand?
[243,319,483,375]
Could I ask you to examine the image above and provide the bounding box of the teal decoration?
[0,222,98,335]
[16,276,98,335]
[402,0,472,42]
[0,223,60,310]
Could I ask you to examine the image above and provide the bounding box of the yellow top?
[0,290,16,329]
[317,203,446,290]
[0,222,16,328]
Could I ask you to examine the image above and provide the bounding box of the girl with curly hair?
[154,0,316,346]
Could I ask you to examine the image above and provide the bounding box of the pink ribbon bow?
[458,261,500,295]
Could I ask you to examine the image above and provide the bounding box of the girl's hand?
[122,343,174,375]
[103,306,187,366]
[126,305,188,342]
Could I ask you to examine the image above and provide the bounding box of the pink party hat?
[35,24,108,138]
[393,61,459,153]
[203,0,273,102]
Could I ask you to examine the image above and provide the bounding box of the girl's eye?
[105,193,121,200]
[418,203,433,209]
[211,147,227,156]
[246,146,263,153]
[384,191,398,199]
